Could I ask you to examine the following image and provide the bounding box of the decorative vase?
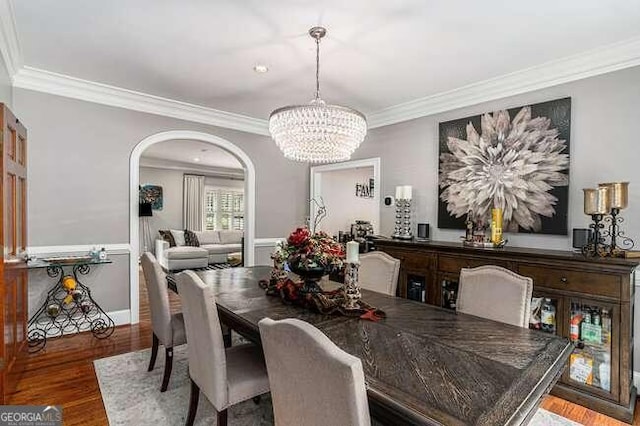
[290,264,327,295]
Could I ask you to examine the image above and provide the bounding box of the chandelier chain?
[315,36,321,100]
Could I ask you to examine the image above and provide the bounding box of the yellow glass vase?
[491,208,503,244]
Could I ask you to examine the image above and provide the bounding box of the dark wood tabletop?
[178,266,573,426]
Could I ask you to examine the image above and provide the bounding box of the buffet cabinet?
[375,238,638,423]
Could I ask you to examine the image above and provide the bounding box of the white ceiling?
[141,139,242,169]
[12,0,640,120]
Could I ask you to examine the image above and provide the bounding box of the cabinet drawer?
[518,265,620,298]
[438,255,508,274]
[381,249,431,271]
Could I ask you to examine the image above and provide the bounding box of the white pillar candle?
[403,185,412,200]
[346,241,359,264]
[395,186,404,200]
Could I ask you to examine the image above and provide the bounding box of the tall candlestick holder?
[392,199,413,240]
[603,208,635,257]
[343,262,362,310]
[582,182,634,258]
[582,214,608,257]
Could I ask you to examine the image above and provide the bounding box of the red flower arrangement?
[276,227,345,271]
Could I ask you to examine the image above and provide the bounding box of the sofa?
[155,229,243,271]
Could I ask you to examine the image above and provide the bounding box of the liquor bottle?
[541,298,556,333]
[570,303,582,341]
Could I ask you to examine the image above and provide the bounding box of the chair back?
[176,270,228,409]
[258,318,370,426]
[140,252,173,344]
[457,265,533,328]
[358,251,400,296]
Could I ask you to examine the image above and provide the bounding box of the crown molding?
[0,0,22,78]
[367,36,640,129]
[140,156,244,179]
[13,66,270,135]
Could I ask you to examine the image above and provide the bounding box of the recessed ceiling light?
[253,64,269,73]
[193,157,200,162]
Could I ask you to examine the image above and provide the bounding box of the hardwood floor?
[7,268,639,425]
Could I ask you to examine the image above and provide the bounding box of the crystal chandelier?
[269,27,367,163]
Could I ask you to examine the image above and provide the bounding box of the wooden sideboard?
[375,238,639,423]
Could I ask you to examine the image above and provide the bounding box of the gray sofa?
[155,229,243,271]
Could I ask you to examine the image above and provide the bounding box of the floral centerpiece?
[272,227,345,293]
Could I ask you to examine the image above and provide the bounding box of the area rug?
[94,346,582,426]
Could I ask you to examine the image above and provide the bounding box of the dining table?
[168,265,573,426]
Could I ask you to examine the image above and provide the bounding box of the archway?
[129,130,256,324]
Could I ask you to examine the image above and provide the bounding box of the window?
[205,187,244,231]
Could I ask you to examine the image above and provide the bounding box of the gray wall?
[15,88,309,314]
[0,52,12,107]
[353,65,640,371]
[355,65,640,251]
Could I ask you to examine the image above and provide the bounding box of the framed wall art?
[140,184,164,211]
[438,97,571,235]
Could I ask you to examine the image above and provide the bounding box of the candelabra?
[581,214,608,257]
[343,262,361,310]
[603,208,635,257]
[582,182,635,258]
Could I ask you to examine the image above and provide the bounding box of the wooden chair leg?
[148,333,159,372]
[217,409,228,426]
[185,378,200,426]
[160,347,173,392]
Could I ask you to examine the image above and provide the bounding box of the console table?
[27,258,115,352]
[375,238,639,423]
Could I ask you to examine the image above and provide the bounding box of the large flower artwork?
[438,97,571,235]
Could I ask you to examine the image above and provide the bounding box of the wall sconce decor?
[582,182,634,257]
[392,185,413,240]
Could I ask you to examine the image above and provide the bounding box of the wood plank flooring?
[7,269,639,425]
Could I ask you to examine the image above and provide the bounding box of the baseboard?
[109,309,132,326]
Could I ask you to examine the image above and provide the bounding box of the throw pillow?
[184,229,200,247]
[158,230,176,247]
[170,229,186,246]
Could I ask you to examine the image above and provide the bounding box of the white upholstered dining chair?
[457,265,533,328]
[358,251,401,296]
[258,317,371,426]
[176,270,270,426]
[140,252,186,392]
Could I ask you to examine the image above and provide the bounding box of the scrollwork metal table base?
[27,261,115,352]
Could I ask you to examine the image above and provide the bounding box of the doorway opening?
[129,131,256,324]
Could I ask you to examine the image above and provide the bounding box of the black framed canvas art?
[140,184,164,210]
[438,97,571,235]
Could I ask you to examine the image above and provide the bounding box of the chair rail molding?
[26,243,131,256]
[130,130,257,324]
[254,238,285,247]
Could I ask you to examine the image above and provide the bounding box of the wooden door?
[0,104,28,403]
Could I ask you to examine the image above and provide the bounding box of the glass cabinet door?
[529,293,563,336]
[566,298,618,399]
